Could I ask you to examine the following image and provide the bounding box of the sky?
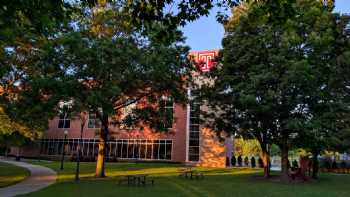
[182,0,350,51]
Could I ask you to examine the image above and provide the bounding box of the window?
[88,112,101,128]
[58,112,70,128]
[188,90,200,162]
[39,138,173,161]
[160,96,174,129]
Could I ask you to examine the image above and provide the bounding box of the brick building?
[12,50,232,168]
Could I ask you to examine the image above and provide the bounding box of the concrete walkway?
[0,158,57,197]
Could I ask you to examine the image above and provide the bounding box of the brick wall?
[198,128,226,168]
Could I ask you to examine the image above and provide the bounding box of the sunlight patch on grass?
[28,160,262,183]
[0,162,30,188]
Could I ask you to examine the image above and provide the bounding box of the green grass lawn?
[19,161,350,197]
[0,161,30,188]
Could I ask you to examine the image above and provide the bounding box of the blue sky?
[182,0,350,51]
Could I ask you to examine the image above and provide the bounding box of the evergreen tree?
[231,156,237,166]
[244,156,249,166]
[237,155,243,167]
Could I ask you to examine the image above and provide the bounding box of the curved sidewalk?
[0,158,57,197]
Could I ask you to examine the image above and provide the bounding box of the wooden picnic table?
[119,174,154,186]
[128,174,147,186]
[179,167,204,180]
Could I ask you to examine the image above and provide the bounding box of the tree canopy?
[205,0,350,179]
[0,1,200,177]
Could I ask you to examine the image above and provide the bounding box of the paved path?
[0,158,57,197]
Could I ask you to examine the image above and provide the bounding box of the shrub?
[231,156,236,167]
[258,157,264,168]
[251,157,256,168]
[244,156,249,166]
[237,155,243,167]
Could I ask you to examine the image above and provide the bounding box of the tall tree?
[296,13,350,179]
[3,2,195,177]
[205,0,346,179]
[0,0,239,176]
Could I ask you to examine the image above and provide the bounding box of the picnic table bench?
[178,167,204,180]
[118,174,154,186]
[288,167,311,181]
[288,157,311,182]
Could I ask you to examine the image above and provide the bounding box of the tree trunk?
[260,143,270,178]
[280,142,289,180]
[75,122,85,182]
[4,145,8,157]
[312,151,319,179]
[16,147,21,161]
[95,115,108,178]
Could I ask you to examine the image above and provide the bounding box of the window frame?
[58,112,70,128]
[160,96,174,129]
[188,90,201,162]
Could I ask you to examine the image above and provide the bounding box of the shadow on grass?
[0,161,31,188]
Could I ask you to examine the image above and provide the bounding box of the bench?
[178,167,204,180]
[288,168,309,181]
[118,174,154,186]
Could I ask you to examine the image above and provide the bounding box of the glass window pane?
[159,142,166,160]
[153,143,159,160]
[117,142,122,158]
[189,139,199,146]
[189,154,199,162]
[166,143,172,160]
[65,120,70,128]
[140,143,146,159]
[146,144,152,159]
[121,142,127,158]
[127,142,134,158]
[58,120,64,128]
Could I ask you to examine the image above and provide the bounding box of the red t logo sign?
[198,52,216,72]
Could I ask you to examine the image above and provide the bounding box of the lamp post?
[60,130,68,170]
